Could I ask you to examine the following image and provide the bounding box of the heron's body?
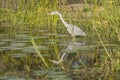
[66,24,86,37]
[49,11,86,37]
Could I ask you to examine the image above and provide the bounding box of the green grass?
[0,0,120,79]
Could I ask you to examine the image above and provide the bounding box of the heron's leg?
[72,36,76,42]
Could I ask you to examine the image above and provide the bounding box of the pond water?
[0,26,119,80]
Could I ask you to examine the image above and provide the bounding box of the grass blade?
[31,38,49,68]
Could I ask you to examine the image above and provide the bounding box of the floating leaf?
[48,75,67,78]
[8,78,26,80]
[40,41,55,45]
[11,40,30,43]
[34,70,47,76]
[48,71,67,78]
[17,30,48,34]
[98,44,117,47]
[9,53,27,58]
[34,29,48,33]
[23,45,48,53]
[63,45,96,53]
[10,42,26,47]
[16,34,46,40]
[0,34,6,37]
[0,39,15,42]
[0,42,7,45]
[75,46,96,51]
[45,33,68,37]
[0,48,7,51]
[16,34,31,40]
[1,46,23,51]
[17,31,32,34]
[38,36,48,39]
[33,54,51,57]
[0,76,8,80]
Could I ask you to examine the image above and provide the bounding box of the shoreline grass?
[0,0,120,79]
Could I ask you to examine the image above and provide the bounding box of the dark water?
[0,27,119,80]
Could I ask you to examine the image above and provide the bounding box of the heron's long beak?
[47,13,52,15]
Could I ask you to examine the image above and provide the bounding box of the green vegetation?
[0,0,120,80]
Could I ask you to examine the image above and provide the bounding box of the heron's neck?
[57,13,68,27]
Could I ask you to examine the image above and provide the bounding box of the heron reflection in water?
[48,53,67,65]
[49,42,85,65]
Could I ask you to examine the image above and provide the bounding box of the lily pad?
[11,40,30,43]
[8,78,26,80]
[0,76,8,80]
[22,45,48,53]
[16,34,31,40]
[48,71,67,78]
[34,70,47,76]
[0,39,15,42]
[63,44,96,53]
[1,46,23,51]
[75,45,96,51]
[9,53,27,58]
[98,44,117,47]
[34,29,48,33]
[16,34,45,40]
[0,48,7,51]
[33,54,51,57]
[0,42,7,45]
[0,34,6,37]
[37,36,48,39]
[10,42,26,47]
[45,33,68,37]
[48,71,66,75]
[40,41,55,45]
[17,31,32,34]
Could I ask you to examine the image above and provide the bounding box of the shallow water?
[0,26,119,80]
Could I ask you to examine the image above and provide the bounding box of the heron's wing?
[68,24,86,36]
[74,26,85,35]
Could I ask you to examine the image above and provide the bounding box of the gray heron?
[49,11,86,38]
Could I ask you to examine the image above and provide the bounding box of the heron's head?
[49,11,59,15]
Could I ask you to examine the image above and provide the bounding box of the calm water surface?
[0,26,119,80]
